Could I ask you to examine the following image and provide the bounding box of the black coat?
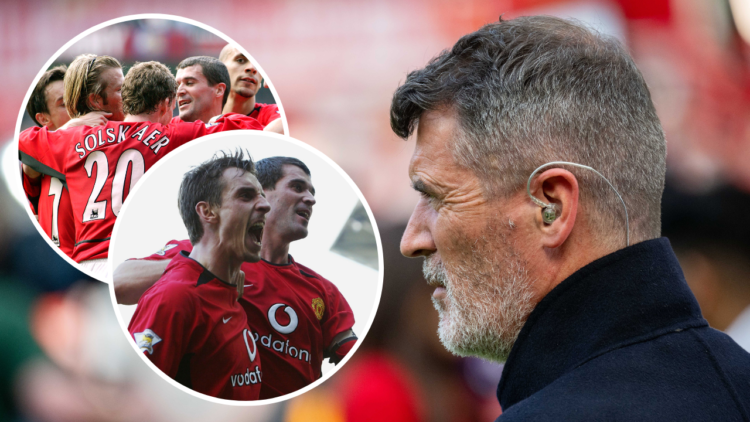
[496,238,750,421]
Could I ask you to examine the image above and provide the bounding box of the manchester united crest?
[311,297,325,320]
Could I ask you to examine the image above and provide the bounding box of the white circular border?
[11,13,289,282]
[108,130,385,406]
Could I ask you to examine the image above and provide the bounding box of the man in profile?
[392,16,750,420]
[114,156,356,398]
[22,65,76,255]
[128,150,268,400]
[18,61,263,276]
[64,54,125,122]
[219,44,283,134]
[174,56,230,124]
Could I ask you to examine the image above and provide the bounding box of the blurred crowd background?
[1,0,749,421]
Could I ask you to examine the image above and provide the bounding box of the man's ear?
[159,97,173,115]
[88,92,104,110]
[35,112,51,127]
[195,201,218,225]
[216,83,226,99]
[529,168,579,249]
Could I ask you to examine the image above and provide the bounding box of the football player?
[22,62,111,256]
[23,65,76,254]
[129,150,268,400]
[114,156,357,398]
[219,44,284,134]
[18,61,264,277]
[174,56,230,124]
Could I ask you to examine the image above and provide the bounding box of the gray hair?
[390,16,666,245]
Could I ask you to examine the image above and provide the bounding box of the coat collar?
[496,238,707,410]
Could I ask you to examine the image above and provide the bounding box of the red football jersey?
[248,103,281,128]
[18,115,263,262]
[141,239,356,398]
[128,251,262,400]
[22,173,76,256]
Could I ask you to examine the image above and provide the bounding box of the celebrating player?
[114,156,357,398]
[174,56,230,124]
[22,61,113,256]
[22,65,76,254]
[18,61,264,277]
[64,54,125,122]
[219,44,284,134]
[129,150,267,400]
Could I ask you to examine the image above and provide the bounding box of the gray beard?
[422,226,536,363]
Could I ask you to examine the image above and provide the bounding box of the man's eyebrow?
[236,186,259,196]
[180,76,198,82]
[290,178,315,196]
[411,179,435,195]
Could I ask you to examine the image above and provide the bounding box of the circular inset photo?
[110,131,382,404]
[14,14,285,281]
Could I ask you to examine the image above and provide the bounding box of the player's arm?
[128,284,194,378]
[316,270,358,365]
[22,164,41,179]
[59,111,111,129]
[113,259,171,305]
[324,329,358,365]
[18,126,67,180]
[166,114,264,151]
[263,118,284,134]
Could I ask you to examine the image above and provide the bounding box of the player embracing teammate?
[129,150,268,400]
[18,51,266,277]
[115,156,357,399]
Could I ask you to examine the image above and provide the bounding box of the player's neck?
[189,238,243,285]
[260,234,291,265]
[224,92,256,116]
[125,112,162,124]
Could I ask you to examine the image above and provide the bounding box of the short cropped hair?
[178,149,257,244]
[218,43,238,63]
[255,156,311,191]
[390,16,666,245]
[177,56,231,107]
[122,61,177,116]
[27,65,67,126]
[64,54,122,118]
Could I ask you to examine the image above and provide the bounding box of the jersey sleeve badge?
[311,297,325,320]
[134,328,162,354]
[154,243,178,256]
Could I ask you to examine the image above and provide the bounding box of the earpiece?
[526,161,630,247]
[541,204,558,224]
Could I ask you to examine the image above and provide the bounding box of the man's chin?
[436,313,513,363]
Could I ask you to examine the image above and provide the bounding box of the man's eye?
[419,191,441,209]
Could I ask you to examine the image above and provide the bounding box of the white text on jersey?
[74,124,171,160]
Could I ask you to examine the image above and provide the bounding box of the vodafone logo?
[268,303,298,334]
[243,328,258,362]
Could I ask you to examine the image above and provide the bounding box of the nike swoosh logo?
[223,317,232,324]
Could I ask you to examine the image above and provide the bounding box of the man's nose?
[400,201,436,258]
[257,197,271,215]
[302,191,316,207]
